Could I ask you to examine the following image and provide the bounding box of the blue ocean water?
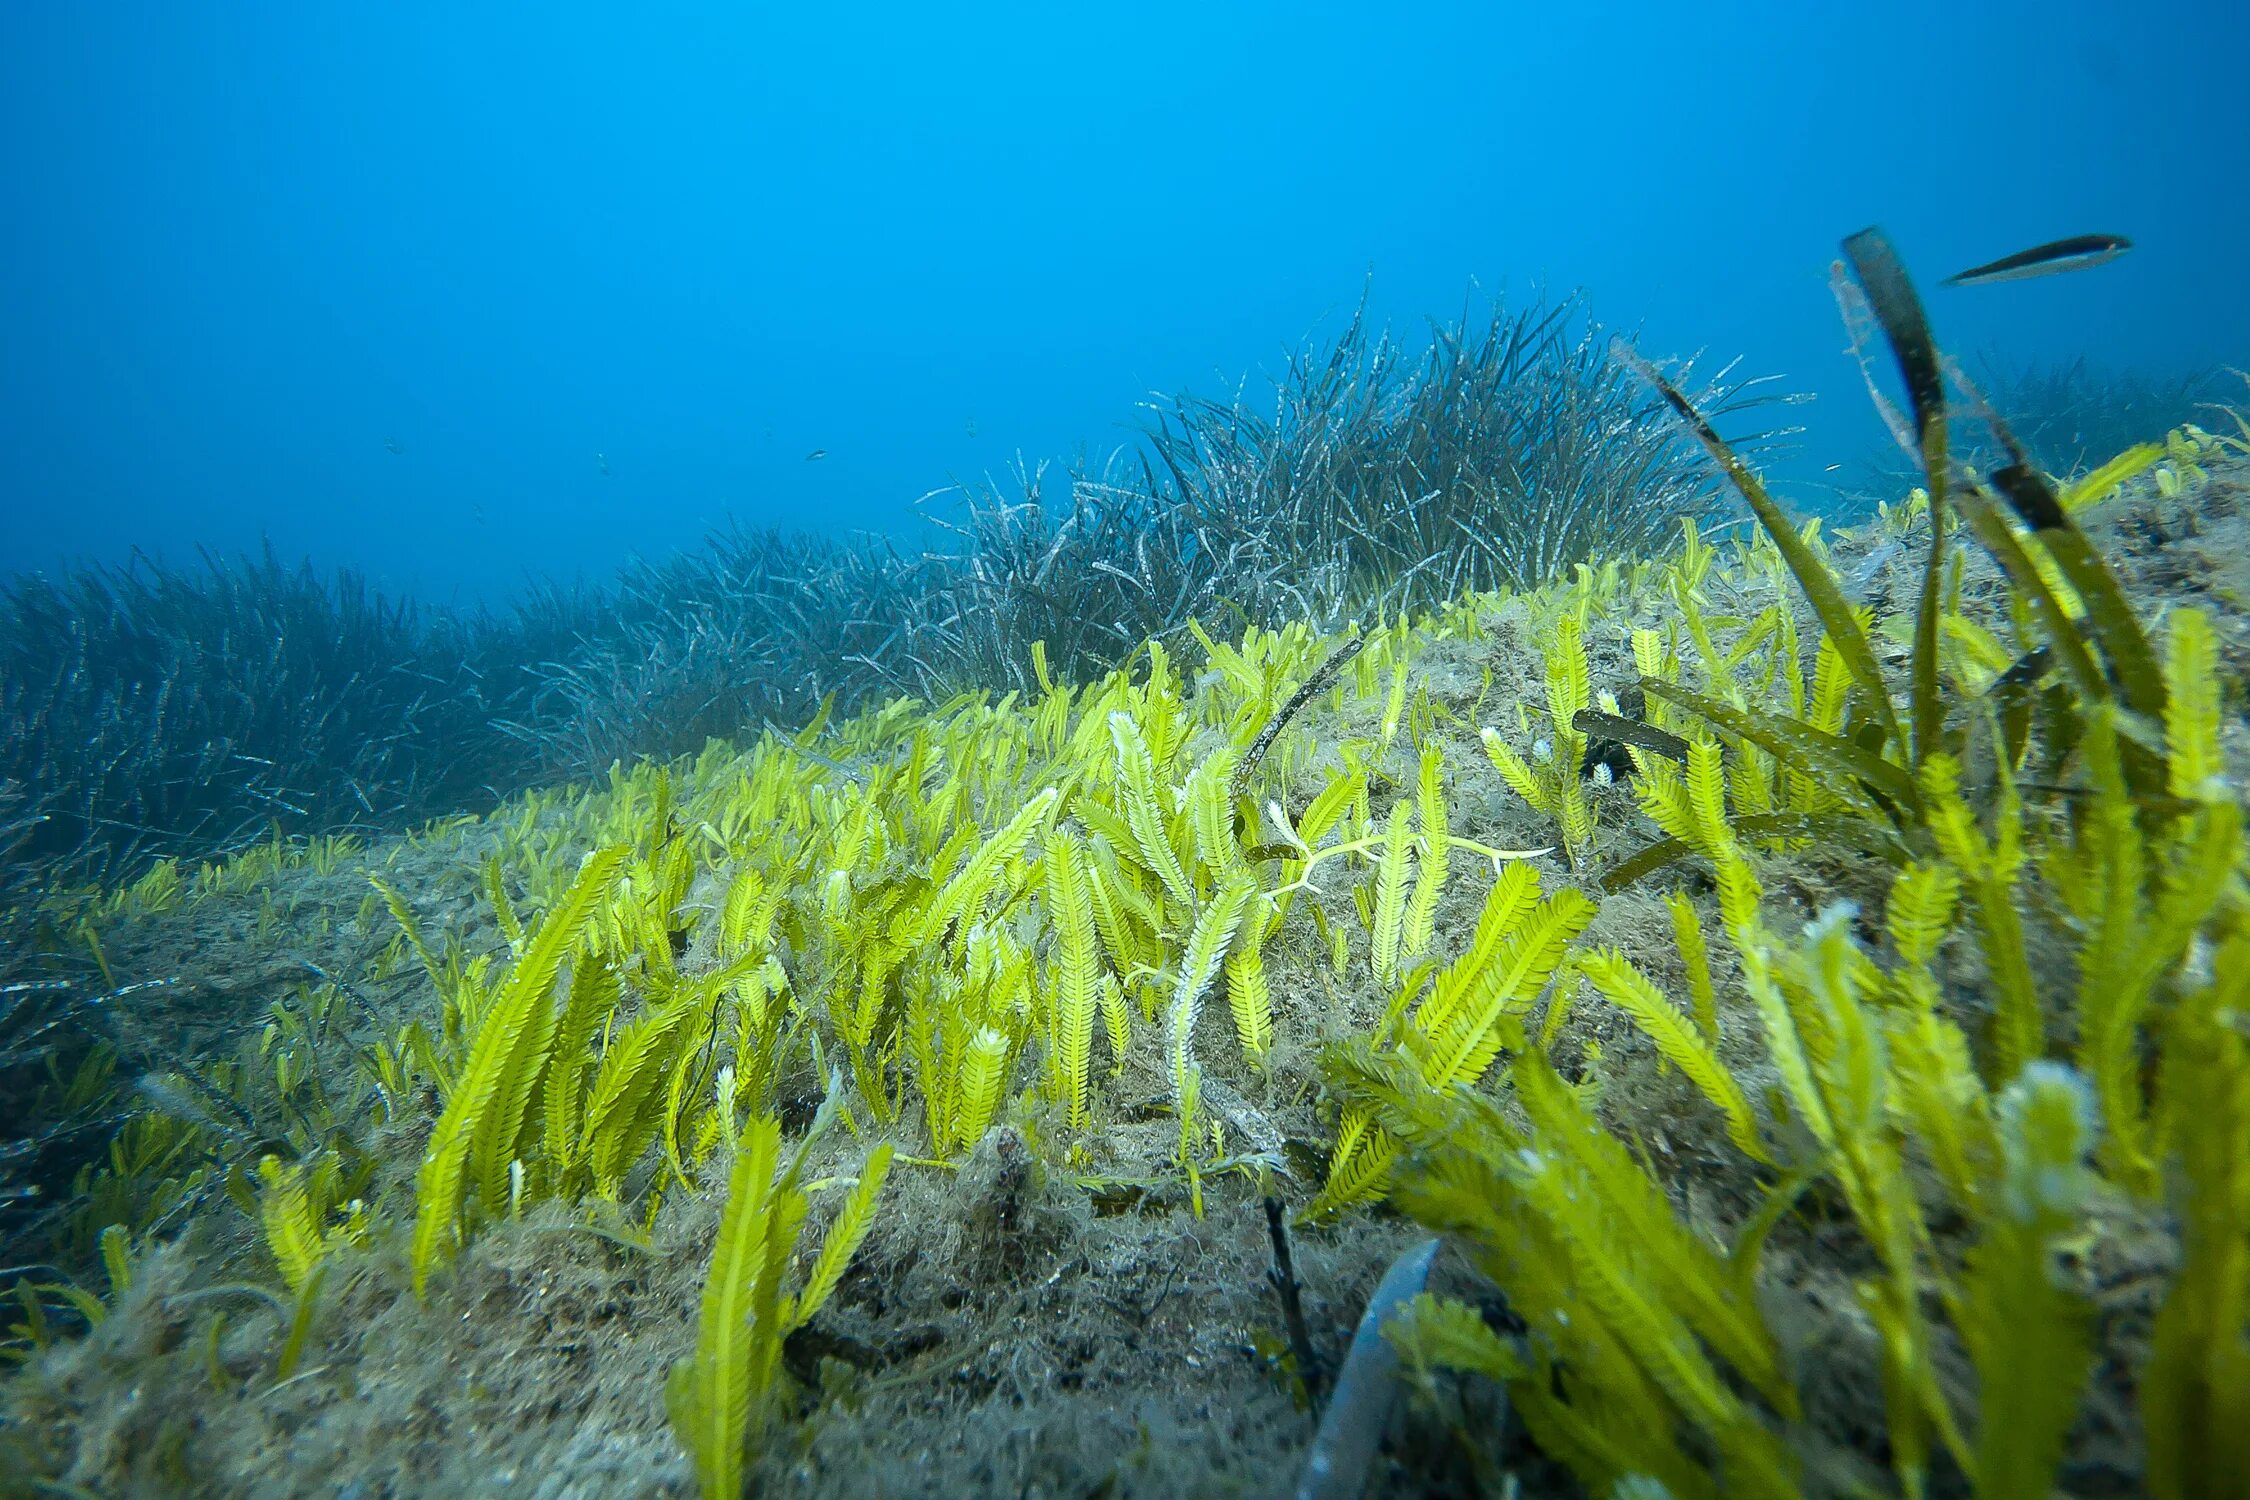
[3,1,2244,600]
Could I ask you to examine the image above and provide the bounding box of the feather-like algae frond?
[1369,800,1415,987]
[1479,727,1544,809]
[1480,617,1597,864]
[2058,441,2162,512]
[542,951,621,1178]
[2144,927,2250,1500]
[1184,747,1247,884]
[257,1155,326,1294]
[671,1073,890,1498]
[1042,830,1102,1129]
[1921,754,2040,1082]
[582,1000,700,1196]
[1507,1069,1748,1437]
[1309,865,1594,1222]
[411,846,625,1297]
[369,873,447,997]
[1403,747,1450,961]
[784,1143,895,1334]
[1386,1291,1522,1387]
[1961,1064,2099,1500]
[2165,607,2224,804]
[484,854,523,954]
[1412,868,1593,1091]
[1885,862,1958,970]
[1307,1101,1399,1221]
[954,1026,1010,1153]
[1168,873,1257,1159]
[919,785,1058,949]
[1110,712,1195,909]
[1224,905,1275,1066]
[670,1115,782,1500]
[1665,891,1720,1045]
[1577,948,1770,1165]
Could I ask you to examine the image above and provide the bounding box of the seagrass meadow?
[6,236,2250,1500]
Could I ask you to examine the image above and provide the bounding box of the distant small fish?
[596,452,610,476]
[965,418,977,438]
[1944,234,2131,287]
[384,436,404,456]
[805,448,827,461]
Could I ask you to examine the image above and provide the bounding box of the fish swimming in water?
[384,436,403,455]
[595,452,610,476]
[805,448,827,461]
[1943,233,2131,287]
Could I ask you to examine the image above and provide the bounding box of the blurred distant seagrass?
[495,291,1788,767]
[1144,294,1791,596]
[493,527,930,774]
[0,779,41,957]
[911,292,1797,692]
[0,291,1786,886]
[1977,356,2225,477]
[0,545,537,887]
[1857,353,2223,495]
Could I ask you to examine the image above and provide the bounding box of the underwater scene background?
[4,4,2249,1497]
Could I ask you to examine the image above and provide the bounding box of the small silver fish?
[384,436,404,455]
[1944,234,2131,287]
[805,448,827,461]
[596,452,610,476]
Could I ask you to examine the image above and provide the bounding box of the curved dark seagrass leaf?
[1602,813,1906,892]
[1841,231,1948,454]
[1950,481,2108,703]
[1954,367,2169,780]
[1232,633,1369,802]
[1840,228,1950,772]
[1639,677,1913,812]
[1571,707,1692,766]
[1992,645,2053,692]
[1991,647,2052,770]
[1612,339,1905,760]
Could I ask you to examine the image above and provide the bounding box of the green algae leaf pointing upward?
[409,846,626,1298]
[670,1077,893,1500]
[671,1115,783,1500]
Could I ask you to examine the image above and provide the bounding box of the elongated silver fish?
[1944,233,2131,287]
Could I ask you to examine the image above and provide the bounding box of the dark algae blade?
[1948,364,2174,796]
[1840,227,1950,772]
[1943,233,2131,287]
[1610,338,1908,763]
